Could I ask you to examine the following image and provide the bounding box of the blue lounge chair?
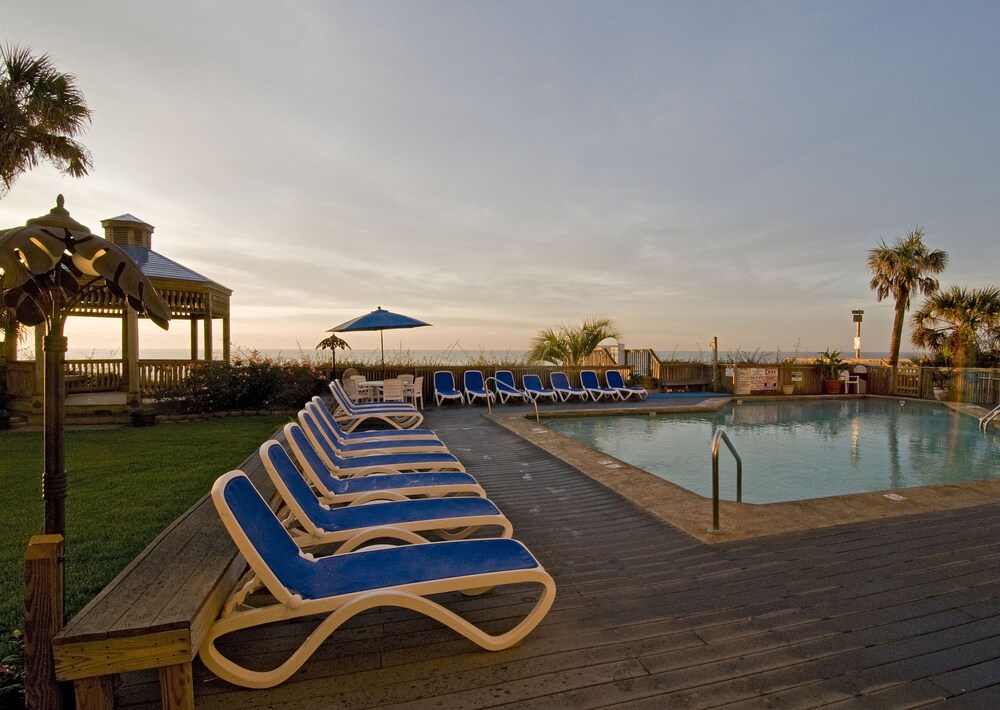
[283,423,487,504]
[309,397,442,442]
[522,374,558,403]
[304,401,448,456]
[298,409,467,475]
[259,441,510,547]
[328,381,424,431]
[494,370,529,404]
[550,372,588,402]
[580,370,623,401]
[201,471,556,688]
[605,370,648,400]
[464,370,495,405]
[434,370,465,407]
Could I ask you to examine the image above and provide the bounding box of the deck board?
[116,405,1000,708]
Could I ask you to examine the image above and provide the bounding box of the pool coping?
[490,395,1000,544]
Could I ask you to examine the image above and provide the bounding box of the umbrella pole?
[380,329,385,379]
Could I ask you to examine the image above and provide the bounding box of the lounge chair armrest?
[346,491,411,505]
[346,467,409,477]
[333,526,433,553]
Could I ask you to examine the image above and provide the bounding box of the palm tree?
[867,228,948,366]
[0,44,93,197]
[527,317,624,366]
[910,285,1000,367]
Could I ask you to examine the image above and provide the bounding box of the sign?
[791,370,803,382]
[734,367,778,394]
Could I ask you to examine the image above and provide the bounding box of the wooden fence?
[5,354,998,406]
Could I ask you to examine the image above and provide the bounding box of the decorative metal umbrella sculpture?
[328,306,430,377]
[0,195,171,539]
[315,333,351,380]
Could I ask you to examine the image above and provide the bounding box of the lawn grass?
[0,415,289,658]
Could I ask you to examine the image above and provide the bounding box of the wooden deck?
[117,403,1000,708]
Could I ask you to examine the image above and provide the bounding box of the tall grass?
[0,415,288,660]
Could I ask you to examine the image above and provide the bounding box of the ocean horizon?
[26,346,901,364]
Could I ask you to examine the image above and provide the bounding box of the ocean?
[30,347,897,364]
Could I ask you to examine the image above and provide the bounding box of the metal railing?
[485,376,540,423]
[981,404,1000,432]
[709,427,743,533]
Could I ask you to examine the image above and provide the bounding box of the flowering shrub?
[0,629,24,709]
[154,350,326,414]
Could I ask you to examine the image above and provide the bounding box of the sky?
[3,1,999,358]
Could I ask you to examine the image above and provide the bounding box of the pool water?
[544,399,1000,504]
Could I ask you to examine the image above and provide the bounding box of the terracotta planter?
[822,379,844,395]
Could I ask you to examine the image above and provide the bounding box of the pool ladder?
[484,376,540,424]
[981,403,1000,432]
[709,427,742,533]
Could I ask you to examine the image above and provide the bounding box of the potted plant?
[816,349,844,394]
[778,358,798,395]
[929,368,953,400]
[127,405,157,427]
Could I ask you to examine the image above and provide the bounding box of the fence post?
[24,534,64,710]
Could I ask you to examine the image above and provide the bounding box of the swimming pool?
[543,399,1000,504]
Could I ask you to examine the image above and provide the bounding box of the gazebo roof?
[119,244,230,291]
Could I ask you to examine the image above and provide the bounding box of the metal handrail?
[709,427,743,533]
[981,403,1000,432]
[485,376,540,424]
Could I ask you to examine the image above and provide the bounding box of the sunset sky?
[3,1,999,358]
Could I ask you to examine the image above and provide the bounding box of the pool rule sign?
[734,367,778,394]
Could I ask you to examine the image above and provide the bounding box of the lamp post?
[852,309,864,360]
[0,195,170,594]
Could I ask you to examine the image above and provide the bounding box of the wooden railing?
[139,360,195,395]
[5,361,36,397]
[64,359,122,393]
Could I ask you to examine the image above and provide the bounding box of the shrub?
[154,351,326,414]
[0,629,23,710]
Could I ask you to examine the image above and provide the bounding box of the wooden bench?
[51,448,277,709]
[657,363,712,392]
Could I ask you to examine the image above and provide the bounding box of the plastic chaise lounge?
[550,372,588,402]
[605,370,648,400]
[329,380,421,416]
[298,408,467,475]
[201,471,556,688]
[494,370,529,404]
[259,441,510,547]
[310,397,442,442]
[303,401,448,456]
[463,370,496,405]
[328,381,424,431]
[580,370,623,402]
[283,423,487,504]
[434,370,465,407]
[522,374,558,403]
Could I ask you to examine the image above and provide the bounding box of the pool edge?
[490,399,1000,545]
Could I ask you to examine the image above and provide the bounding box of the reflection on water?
[545,399,1000,504]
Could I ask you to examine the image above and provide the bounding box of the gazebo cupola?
[99,213,233,371]
[103,213,153,248]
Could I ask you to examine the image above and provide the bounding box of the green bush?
[154,351,326,413]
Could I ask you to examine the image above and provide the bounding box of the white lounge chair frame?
[201,471,557,689]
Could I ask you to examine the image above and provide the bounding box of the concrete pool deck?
[493,394,1000,543]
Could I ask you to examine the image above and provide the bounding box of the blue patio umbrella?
[328,306,431,376]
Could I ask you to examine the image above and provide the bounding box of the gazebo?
[2,213,231,417]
